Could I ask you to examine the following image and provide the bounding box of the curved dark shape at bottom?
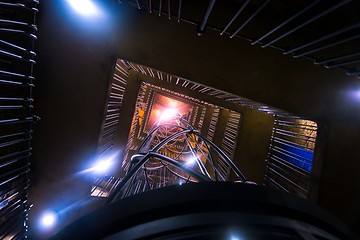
[51,182,358,240]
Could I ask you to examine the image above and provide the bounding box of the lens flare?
[186,157,197,166]
[159,108,178,121]
[92,160,112,174]
[40,212,57,228]
[67,0,100,16]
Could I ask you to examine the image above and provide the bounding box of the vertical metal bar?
[252,0,321,45]
[168,0,171,19]
[284,22,360,54]
[230,0,269,38]
[149,0,152,13]
[220,0,250,36]
[136,0,141,9]
[262,0,352,48]
[197,0,217,35]
[167,0,171,19]
[177,0,182,22]
[159,0,163,16]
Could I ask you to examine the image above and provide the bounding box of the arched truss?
[107,116,252,203]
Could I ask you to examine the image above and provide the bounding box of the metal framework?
[121,0,360,79]
[93,59,321,202]
[0,0,39,239]
[265,116,318,199]
[106,116,250,203]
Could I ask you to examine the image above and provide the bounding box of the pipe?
[346,70,360,76]
[106,152,211,203]
[197,0,217,35]
[0,117,34,125]
[285,22,360,54]
[0,155,30,170]
[315,50,360,65]
[0,28,37,39]
[159,0,163,16]
[262,0,352,48]
[0,105,32,110]
[0,2,25,8]
[167,0,171,19]
[294,34,360,58]
[193,131,247,181]
[326,58,360,68]
[220,0,250,36]
[0,70,34,80]
[230,0,269,39]
[0,149,31,161]
[0,97,33,102]
[177,0,182,22]
[0,40,35,56]
[0,163,30,183]
[252,0,320,45]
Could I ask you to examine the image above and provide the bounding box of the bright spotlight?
[168,100,178,108]
[67,0,101,16]
[230,235,242,240]
[348,88,360,101]
[159,108,178,121]
[186,157,197,166]
[229,232,245,240]
[355,89,360,99]
[92,160,112,174]
[40,212,57,228]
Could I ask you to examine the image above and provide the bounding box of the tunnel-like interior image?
[1,0,360,239]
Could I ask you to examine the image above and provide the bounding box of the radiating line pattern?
[92,59,320,202]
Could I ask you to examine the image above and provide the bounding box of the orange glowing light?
[159,108,179,121]
[168,100,178,108]
[145,94,193,131]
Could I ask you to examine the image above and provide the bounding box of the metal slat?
[252,0,321,45]
[230,0,270,38]
[315,50,360,65]
[284,22,360,55]
[262,0,351,48]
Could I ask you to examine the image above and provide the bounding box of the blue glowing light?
[347,88,360,102]
[230,235,243,240]
[79,152,120,175]
[186,156,197,166]
[40,212,57,228]
[354,89,360,99]
[92,159,113,174]
[67,0,101,16]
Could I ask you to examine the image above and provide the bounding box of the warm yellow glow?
[138,109,145,126]
[159,108,178,121]
[91,187,109,197]
[168,99,178,108]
